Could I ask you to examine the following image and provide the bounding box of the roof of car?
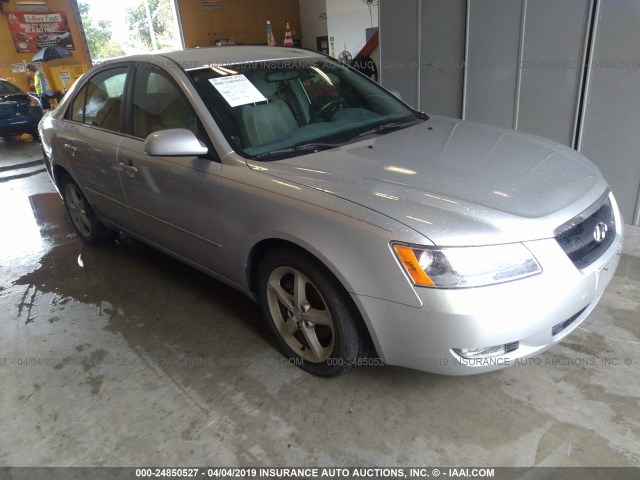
[158,46,322,70]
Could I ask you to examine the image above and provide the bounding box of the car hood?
[247,116,608,245]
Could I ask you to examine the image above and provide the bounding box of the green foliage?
[126,0,179,51]
[78,2,125,60]
[79,0,178,59]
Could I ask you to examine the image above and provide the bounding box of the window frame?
[62,61,218,161]
[127,65,198,139]
[65,63,133,133]
[69,83,88,123]
[124,64,218,161]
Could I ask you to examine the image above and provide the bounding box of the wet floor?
[0,139,639,467]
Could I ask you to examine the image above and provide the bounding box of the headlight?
[392,243,542,288]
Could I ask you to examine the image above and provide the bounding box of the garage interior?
[1,0,639,469]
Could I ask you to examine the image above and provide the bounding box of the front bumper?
[354,231,623,375]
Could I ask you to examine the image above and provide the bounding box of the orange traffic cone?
[284,22,293,47]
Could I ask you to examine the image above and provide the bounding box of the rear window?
[0,81,23,95]
[69,67,128,132]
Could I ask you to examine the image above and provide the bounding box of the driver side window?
[132,69,196,139]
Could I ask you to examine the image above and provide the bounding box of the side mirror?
[144,128,209,156]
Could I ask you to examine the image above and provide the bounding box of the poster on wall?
[49,64,88,92]
[5,12,75,53]
[10,64,27,73]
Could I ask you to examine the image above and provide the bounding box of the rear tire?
[257,247,362,377]
[61,176,116,246]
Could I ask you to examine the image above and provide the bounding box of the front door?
[117,65,224,273]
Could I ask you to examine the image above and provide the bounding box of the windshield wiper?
[251,118,425,160]
[352,119,421,141]
[252,142,342,160]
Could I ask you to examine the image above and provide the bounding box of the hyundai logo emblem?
[593,222,609,243]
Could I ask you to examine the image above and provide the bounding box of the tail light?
[29,95,41,107]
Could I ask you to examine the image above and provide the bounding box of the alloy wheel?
[65,183,92,238]
[266,266,335,363]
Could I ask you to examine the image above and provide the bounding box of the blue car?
[0,79,44,140]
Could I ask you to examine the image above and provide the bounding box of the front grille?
[554,192,616,269]
[505,341,519,354]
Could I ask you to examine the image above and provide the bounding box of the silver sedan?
[39,46,623,376]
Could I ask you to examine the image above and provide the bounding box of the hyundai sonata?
[39,47,623,376]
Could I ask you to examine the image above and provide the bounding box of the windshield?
[188,57,422,159]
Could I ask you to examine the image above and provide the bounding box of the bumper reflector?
[454,341,519,359]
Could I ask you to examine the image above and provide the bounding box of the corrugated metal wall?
[577,1,640,225]
[379,0,640,225]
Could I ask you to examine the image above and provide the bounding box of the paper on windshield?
[209,74,267,107]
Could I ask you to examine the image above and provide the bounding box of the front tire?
[257,248,362,377]
[61,177,116,246]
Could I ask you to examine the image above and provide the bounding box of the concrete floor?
[0,138,639,468]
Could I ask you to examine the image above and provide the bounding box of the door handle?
[64,143,77,152]
[118,162,138,178]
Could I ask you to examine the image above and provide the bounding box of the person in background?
[27,63,53,109]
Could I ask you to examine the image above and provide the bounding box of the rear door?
[58,65,136,231]
[116,64,224,272]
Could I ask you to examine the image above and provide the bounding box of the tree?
[126,0,179,52]
[78,2,125,60]
[362,0,378,28]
